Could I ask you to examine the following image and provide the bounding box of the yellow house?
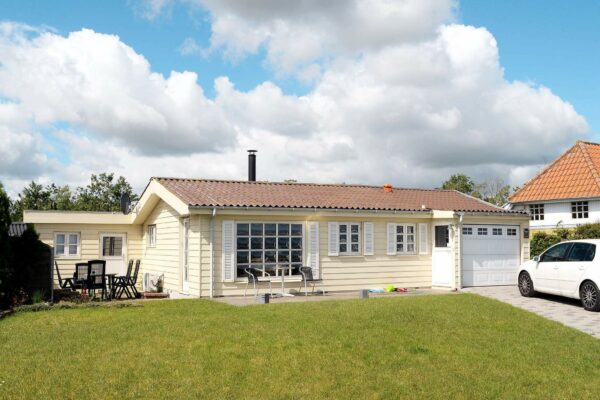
[24,177,530,297]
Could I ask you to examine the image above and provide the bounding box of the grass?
[1,294,599,399]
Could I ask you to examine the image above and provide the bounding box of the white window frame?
[492,228,503,236]
[234,221,305,280]
[529,203,544,221]
[477,227,488,236]
[571,201,589,219]
[338,222,361,256]
[147,224,157,248]
[507,228,517,236]
[54,232,80,258]
[462,227,473,235]
[392,223,417,255]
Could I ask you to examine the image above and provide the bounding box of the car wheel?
[580,281,600,312]
[518,272,536,297]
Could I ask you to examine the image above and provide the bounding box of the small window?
[566,243,596,262]
[435,226,449,248]
[507,228,517,236]
[529,204,544,221]
[462,227,473,235]
[54,232,80,257]
[147,225,157,247]
[571,201,589,219]
[394,224,416,254]
[339,223,360,255]
[477,227,488,236]
[492,228,502,236]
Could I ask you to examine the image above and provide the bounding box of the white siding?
[523,199,600,230]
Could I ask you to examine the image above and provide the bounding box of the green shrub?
[530,232,564,257]
[572,223,600,239]
[530,222,600,257]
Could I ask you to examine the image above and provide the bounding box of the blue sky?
[0,0,596,194]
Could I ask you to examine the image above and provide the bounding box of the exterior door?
[100,233,127,275]
[182,218,190,292]
[432,224,453,287]
[534,242,571,294]
[559,242,595,296]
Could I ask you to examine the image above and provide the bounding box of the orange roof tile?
[510,141,600,203]
[156,178,520,214]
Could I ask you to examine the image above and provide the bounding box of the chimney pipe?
[248,150,257,181]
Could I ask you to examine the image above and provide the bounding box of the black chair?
[113,260,134,298]
[117,259,140,299]
[298,266,325,296]
[55,261,74,290]
[73,262,90,291]
[87,260,107,300]
[244,267,272,297]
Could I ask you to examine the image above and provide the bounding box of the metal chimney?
[248,150,257,181]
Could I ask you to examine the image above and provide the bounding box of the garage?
[461,224,521,287]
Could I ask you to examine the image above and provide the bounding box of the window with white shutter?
[328,222,339,256]
[419,223,428,255]
[308,221,320,278]
[363,222,374,256]
[222,220,235,282]
[387,223,396,255]
[387,223,417,255]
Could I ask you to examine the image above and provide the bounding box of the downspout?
[209,207,217,298]
[456,212,464,290]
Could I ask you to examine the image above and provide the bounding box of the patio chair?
[54,261,74,290]
[73,262,90,291]
[298,266,325,296]
[87,260,107,300]
[114,259,138,299]
[243,267,273,297]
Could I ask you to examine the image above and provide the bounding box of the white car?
[518,239,600,311]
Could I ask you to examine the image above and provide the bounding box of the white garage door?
[461,224,520,287]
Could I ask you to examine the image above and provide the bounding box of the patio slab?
[211,288,453,306]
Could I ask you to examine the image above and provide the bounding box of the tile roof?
[510,141,600,203]
[156,178,520,214]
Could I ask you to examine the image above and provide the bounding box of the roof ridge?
[153,177,456,193]
[451,190,507,211]
[509,142,579,202]
[577,141,600,193]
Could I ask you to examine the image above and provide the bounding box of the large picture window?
[55,232,80,257]
[236,223,303,278]
[339,223,360,255]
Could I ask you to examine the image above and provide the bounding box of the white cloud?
[130,0,174,21]
[0,1,591,196]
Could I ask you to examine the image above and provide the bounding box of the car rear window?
[566,243,596,262]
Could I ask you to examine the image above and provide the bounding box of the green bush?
[530,222,600,257]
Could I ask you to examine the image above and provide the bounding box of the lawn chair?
[298,266,325,296]
[73,262,90,291]
[87,260,107,300]
[114,259,139,299]
[54,261,74,290]
[243,267,272,297]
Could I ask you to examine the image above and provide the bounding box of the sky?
[0,0,598,197]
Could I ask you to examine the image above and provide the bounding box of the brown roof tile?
[156,178,519,214]
[510,141,600,203]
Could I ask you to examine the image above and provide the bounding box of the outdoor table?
[274,265,295,297]
[106,274,117,300]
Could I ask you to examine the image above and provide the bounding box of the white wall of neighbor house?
[196,211,435,297]
[32,222,143,286]
[513,199,600,230]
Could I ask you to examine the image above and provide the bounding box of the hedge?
[530,223,600,257]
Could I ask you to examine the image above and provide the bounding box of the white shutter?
[308,222,320,278]
[328,222,339,256]
[419,223,428,255]
[222,220,235,282]
[363,222,374,256]
[387,223,397,255]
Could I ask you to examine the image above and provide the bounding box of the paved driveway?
[464,286,600,339]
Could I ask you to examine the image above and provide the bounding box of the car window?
[566,243,596,262]
[540,243,572,262]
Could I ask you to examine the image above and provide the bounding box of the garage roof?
[510,141,600,203]
[156,178,520,214]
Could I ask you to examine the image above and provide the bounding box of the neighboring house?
[24,173,529,296]
[510,141,600,231]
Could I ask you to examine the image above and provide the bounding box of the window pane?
[251,251,263,264]
[56,234,65,245]
[264,224,277,236]
[237,237,249,250]
[351,243,359,253]
[407,234,414,243]
[68,244,78,255]
[339,225,347,233]
[264,237,276,249]
[435,226,449,248]
[351,234,359,243]
[55,244,65,255]
[251,237,263,249]
[397,234,404,243]
[291,251,302,263]
[291,237,302,249]
[397,243,404,252]
[265,251,276,263]
[68,234,78,245]
[277,251,289,263]
[407,226,414,234]
[566,243,591,262]
[407,244,415,253]
[339,244,347,253]
[237,252,249,264]
[541,243,571,262]
[339,234,347,243]
[237,266,249,277]
[278,237,289,249]
[351,224,359,233]
[251,223,263,236]
[396,225,404,234]
[237,224,249,236]
[291,224,303,236]
[278,224,289,236]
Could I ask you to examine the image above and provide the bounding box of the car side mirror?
[533,256,540,262]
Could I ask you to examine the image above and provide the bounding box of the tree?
[74,173,138,212]
[441,174,475,194]
[0,182,11,308]
[473,178,511,206]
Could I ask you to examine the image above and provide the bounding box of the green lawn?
[1,294,599,399]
